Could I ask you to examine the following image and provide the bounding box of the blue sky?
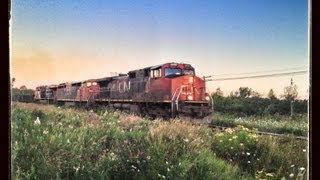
[11,0,309,98]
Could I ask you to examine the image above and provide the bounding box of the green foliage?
[212,126,308,179]
[211,113,308,136]
[11,103,247,179]
[213,92,307,116]
[12,88,34,102]
[11,103,308,179]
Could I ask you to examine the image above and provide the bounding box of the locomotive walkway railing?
[171,85,188,116]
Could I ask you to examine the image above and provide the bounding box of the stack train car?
[34,62,213,119]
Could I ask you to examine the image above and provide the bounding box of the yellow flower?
[225,128,235,134]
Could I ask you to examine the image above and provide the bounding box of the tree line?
[212,84,308,116]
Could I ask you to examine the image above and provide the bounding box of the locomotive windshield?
[165,68,182,77]
[183,69,194,75]
[165,68,195,78]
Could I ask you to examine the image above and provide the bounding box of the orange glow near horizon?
[11,49,309,100]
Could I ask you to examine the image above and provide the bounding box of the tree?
[20,85,27,90]
[282,80,298,101]
[282,78,298,116]
[267,89,277,99]
[238,87,252,98]
[213,87,223,97]
[250,90,261,98]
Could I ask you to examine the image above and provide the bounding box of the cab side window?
[151,68,162,78]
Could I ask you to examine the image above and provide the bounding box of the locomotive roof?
[95,73,128,82]
[128,62,173,72]
[130,62,193,72]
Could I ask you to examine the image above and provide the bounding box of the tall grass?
[212,126,308,179]
[11,103,246,179]
[11,103,308,179]
[211,113,308,136]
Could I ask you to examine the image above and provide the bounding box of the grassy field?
[11,103,308,179]
[211,112,308,137]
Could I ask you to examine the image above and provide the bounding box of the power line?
[213,66,308,77]
[207,70,308,81]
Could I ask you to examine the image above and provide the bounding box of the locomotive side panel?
[107,77,130,100]
[56,83,81,101]
[128,69,151,101]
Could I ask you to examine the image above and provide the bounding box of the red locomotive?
[34,62,212,118]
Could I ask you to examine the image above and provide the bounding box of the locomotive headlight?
[189,76,193,83]
[187,95,193,101]
[205,95,210,101]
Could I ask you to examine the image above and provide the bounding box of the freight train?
[33,62,213,119]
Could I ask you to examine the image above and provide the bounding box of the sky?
[11,0,309,99]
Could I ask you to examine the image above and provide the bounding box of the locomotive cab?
[147,62,212,118]
[76,80,100,101]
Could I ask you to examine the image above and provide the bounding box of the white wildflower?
[162,175,165,179]
[247,161,250,164]
[229,159,233,162]
[74,166,80,173]
[184,139,189,142]
[58,106,61,109]
[166,161,168,165]
[178,162,181,166]
[246,152,250,156]
[228,138,232,141]
[131,165,136,169]
[158,174,161,177]
[167,168,170,172]
[67,139,70,143]
[43,130,48,135]
[231,147,234,150]
[34,117,41,125]
[299,167,305,171]
[240,143,244,146]
[291,164,295,168]
[303,149,306,152]
[147,156,151,160]
[289,173,294,178]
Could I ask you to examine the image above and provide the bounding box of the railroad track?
[208,124,308,141]
[179,116,308,141]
